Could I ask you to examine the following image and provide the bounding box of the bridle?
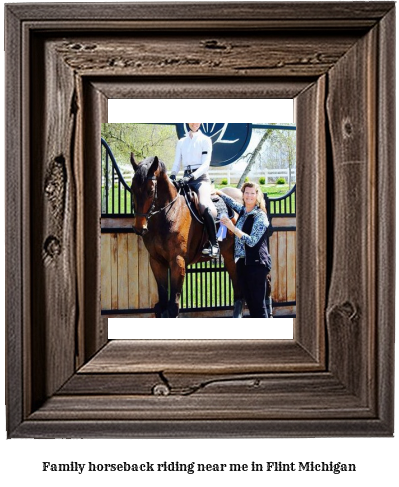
[133,176,180,224]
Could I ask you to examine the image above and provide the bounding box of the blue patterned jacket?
[220,193,270,267]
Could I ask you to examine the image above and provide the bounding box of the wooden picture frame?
[5,2,395,438]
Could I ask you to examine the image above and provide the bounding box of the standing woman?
[170,123,219,259]
[217,182,271,318]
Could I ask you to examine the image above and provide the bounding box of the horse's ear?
[130,152,139,172]
[149,156,160,175]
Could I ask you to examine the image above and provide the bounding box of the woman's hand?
[215,189,222,195]
[221,216,235,232]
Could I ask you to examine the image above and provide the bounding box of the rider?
[170,123,219,259]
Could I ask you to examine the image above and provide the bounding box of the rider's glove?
[170,174,176,181]
[183,174,194,185]
[178,175,193,188]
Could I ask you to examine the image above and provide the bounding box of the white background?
[1,1,398,486]
[109,99,294,122]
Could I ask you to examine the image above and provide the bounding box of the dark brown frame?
[5,2,395,438]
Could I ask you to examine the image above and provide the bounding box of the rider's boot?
[201,208,220,259]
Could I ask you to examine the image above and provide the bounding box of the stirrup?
[202,242,212,256]
[210,245,220,259]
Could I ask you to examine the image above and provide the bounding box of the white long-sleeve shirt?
[171,130,213,180]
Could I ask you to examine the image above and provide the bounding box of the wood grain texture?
[58,372,163,396]
[117,233,129,309]
[272,217,296,228]
[269,233,278,306]
[295,75,327,363]
[138,237,150,309]
[277,232,287,302]
[325,24,376,402]
[128,234,139,309]
[101,217,135,229]
[14,418,389,439]
[5,2,395,438]
[7,2,394,23]
[79,340,324,374]
[54,34,360,78]
[82,80,107,360]
[100,231,158,311]
[110,234,118,309]
[376,6,395,431]
[28,394,371,422]
[30,35,78,408]
[5,4,25,436]
[286,232,296,302]
[73,72,85,370]
[100,235,112,310]
[92,79,312,100]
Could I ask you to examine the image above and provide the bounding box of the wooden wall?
[101,232,157,312]
[269,217,296,316]
[101,218,296,315]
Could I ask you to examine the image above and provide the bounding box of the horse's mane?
[134,156,167,185]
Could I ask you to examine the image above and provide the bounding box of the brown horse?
[130,154,245,318]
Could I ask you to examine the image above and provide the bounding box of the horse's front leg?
[149,257,169,318]
[168,256,186,318]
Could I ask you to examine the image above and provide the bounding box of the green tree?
[101,123,177,171]
[101,123,178,212]
[236,127,274,188]
[266,129,296,188]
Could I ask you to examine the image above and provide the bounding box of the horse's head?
[130,154,162,236]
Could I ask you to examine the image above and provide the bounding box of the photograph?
[101,122,296,322]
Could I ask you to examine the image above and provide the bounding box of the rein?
[182,187,204,225]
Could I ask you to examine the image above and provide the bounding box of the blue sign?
[176,123,252,166]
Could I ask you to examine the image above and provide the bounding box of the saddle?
[182,184,234,224]
[212,194,235,222]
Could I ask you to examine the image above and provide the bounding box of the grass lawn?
[216,183,293,198]
[181,260,234,309]
[102,186,133,214]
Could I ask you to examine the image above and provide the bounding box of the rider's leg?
[196,180,219,258]
[202,207,220,258]
[197,179,217,216]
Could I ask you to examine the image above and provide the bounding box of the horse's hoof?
[168,302,179,318]
[155,303,169,318]
[233,299,244,318]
